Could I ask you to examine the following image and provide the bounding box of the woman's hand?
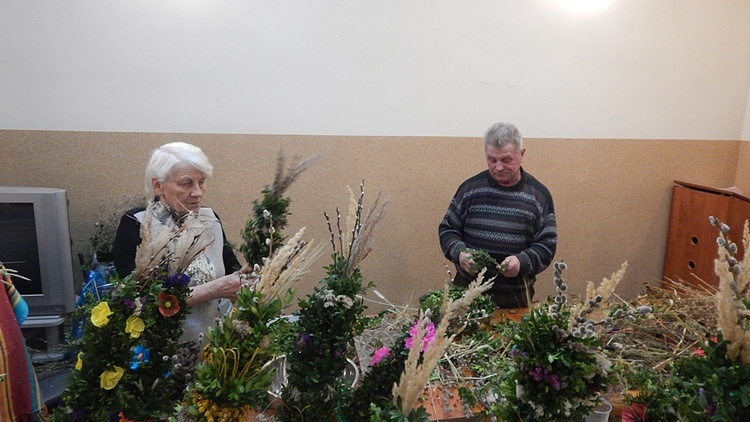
[209,272,245,301]
[187,266,256,305]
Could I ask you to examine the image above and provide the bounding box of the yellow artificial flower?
[100,366,124,390]
[91,301,114,327]
[125,314,145,338]
[75,352,83,370]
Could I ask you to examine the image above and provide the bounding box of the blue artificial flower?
[130,344,150,370]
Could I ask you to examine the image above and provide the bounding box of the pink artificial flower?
[369,346,391,366]
[404,320,437,352]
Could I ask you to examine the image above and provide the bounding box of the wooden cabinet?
[662,181,750,290]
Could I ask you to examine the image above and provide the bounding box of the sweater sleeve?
[438,195,467,263]
[517,194,558,277]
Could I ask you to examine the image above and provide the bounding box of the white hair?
[144,142,213,194]
[484,122,523,150]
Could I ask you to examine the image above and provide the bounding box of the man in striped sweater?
[438,122,557,308]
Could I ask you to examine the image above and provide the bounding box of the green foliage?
[240,186,292,267]
[459,248,506,273]
[419,284,497,334]
[50,270,192,421]
[491,307,612,421]
[627,335,750,421]
[338,326,411,421]
[87,193,146,263]
[447,320,515,411]
[187,287,294,411]
[367,399,431,422]
[279,253,373,422]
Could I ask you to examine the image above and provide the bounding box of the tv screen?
[0,202,43,294]
[0,187,76,318]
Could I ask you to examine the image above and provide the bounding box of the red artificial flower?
[621,402,646,422]
[157,292,180,317]
[694,346,706,356]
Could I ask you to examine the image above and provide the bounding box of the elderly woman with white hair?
[112,141,251,344]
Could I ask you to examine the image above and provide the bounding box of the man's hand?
[500,255,521,277]
[459,251,476,274]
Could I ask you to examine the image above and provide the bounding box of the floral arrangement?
[624,216,750,420]
[176,228,320,422]
[174,160,319,422]
[279,183,386,422]
[339,275,494,421]
[491,261,646,421]
[240,153,315,267]
[51,202,212,421]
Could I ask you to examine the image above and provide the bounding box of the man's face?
[485,143,525,187]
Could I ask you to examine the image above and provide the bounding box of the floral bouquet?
[339,276,494,422]
[279,183,386,422]
[177,228,320,422]
[492,261,645,421]
[52,202,212,422]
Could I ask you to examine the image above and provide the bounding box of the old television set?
[0,187,76,326]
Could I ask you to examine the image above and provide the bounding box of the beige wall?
[0,131,741,312]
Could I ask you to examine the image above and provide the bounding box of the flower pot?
[585,398,613,422]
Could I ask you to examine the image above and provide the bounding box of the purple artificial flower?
[706,404,717,417]
[122,297,136,309]
[546,373,562,390]
[529,366,548,381]
[296,333,311,349]
[163,273,190,288]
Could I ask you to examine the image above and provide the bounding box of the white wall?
[2,0,750,139]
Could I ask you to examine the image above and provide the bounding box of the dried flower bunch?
[51,201,211,422]
[279,182,386,422]
[711,216,750,364]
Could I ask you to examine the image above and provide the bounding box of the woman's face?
[152,164,207,214]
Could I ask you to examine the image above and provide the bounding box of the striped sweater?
[438,168,557,291]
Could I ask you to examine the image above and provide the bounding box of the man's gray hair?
[484,122,523,149]
[144,142,214,194]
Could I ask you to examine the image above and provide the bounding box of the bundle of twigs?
[604,279,718,376]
